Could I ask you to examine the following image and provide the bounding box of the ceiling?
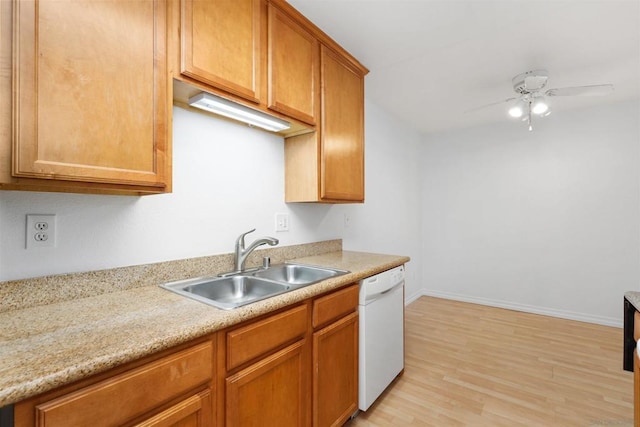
[287,0,640,135]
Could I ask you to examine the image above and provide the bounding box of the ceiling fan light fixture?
[531,97,550,115]
[508,105,523,118]
[508,99,527,118]
[468,69,613,131]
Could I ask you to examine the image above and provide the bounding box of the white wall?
[0,102,423,300]
[0,106,338,280]
[421,100,640,325]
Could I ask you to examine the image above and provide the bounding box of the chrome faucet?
[234,229,279,272]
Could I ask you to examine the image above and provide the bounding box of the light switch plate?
[275,213,290,232]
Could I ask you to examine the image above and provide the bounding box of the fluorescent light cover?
[188,92,291,132]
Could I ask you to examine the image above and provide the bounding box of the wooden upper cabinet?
[267,4,318,126]
[320,46,365,202]
[12,0,170,191]
[284,45,366,204]
[180,0,262,104]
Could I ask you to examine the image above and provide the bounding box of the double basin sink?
[160,264,349,310]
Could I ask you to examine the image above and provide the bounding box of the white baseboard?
[404,289,423,306]
[419,289,622,328]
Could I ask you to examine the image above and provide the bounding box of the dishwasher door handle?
[380,282,404,295]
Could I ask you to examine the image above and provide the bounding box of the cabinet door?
[267,4,318,125]
[313,311,358,427]
[226,340,309,427]
[134,389,213,427]
[320,46,365,202]
[181,0,262,103]
[13,0,169,189]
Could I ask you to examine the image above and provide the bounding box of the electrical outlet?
[26,214,56,249]
[275,213,290,232]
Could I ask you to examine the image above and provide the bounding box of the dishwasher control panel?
[389,265,405,284]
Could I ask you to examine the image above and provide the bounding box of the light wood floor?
[349,296,633,426]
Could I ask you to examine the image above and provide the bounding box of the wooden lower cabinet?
[313,312,358,427]
[134,389,213,427]
[14,340,215,427]
[312,285,359,427]
[221,285,359,427]
[225,305,308,371]
[221,304,310,426]
[225,340,309,426]
[14,284,362,427]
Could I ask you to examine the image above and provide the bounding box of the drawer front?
[634,311,640,342]
[35,341,214,427]
[227,304,308,371]
[312,284,359,328]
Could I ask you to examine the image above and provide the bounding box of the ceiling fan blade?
[545,84,614,97]
[465,97,517,113]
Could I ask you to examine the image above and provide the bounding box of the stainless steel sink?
[160,275,290,310]
[251,263,349,286]
[160,263,349,310]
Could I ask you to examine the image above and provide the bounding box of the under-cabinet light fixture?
[188,92,291,132]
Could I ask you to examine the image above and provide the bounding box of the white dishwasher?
[358,265,405,411]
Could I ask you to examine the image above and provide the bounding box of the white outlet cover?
[26,214,56,249]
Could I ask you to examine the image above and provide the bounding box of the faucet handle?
[236,228,256,249]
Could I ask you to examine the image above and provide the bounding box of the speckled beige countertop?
[0,243,409,407]
[625,291,640,311]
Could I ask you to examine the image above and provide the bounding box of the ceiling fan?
[469,69,614,131]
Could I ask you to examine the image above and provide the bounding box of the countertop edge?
[625,291,640,312]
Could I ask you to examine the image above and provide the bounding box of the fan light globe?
[508,99,526,118]
[508,105,524,118]
[531,98,549,115]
